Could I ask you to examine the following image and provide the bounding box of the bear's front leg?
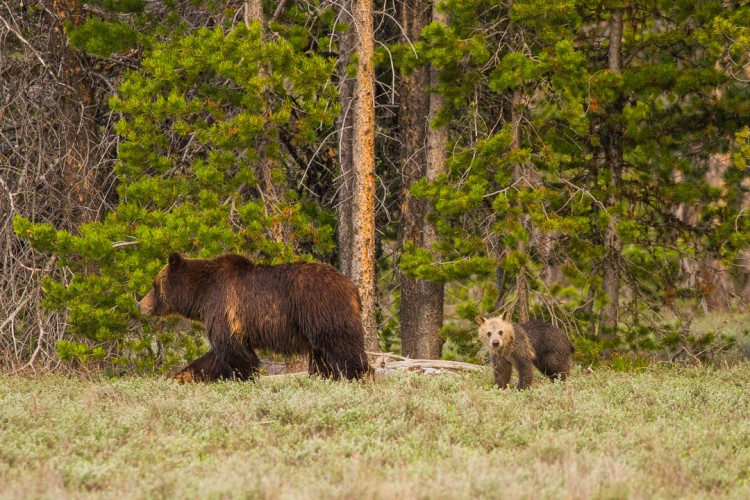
[491,354,512,389]
[174,350,221,383]
[175,348,259,383]
[195,316,261,381]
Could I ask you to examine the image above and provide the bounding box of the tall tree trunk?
[600,7,624,339]
[337,30,356,279]
[398,0,446,359]
[51,0,99,223]
[739,249,750,303]
[702,151,733,310]
[244,0,263,27]
[510,91,530,323]
[337,0,378,352]
[732,31,750,306]
[700,58,735,310]
[422,7,450,354]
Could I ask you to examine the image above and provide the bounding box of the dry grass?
[1,364,749,499]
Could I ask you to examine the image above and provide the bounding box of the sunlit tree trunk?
[337,0,378,352]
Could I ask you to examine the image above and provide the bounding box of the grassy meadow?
[1,365,749,499]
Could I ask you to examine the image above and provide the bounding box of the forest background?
[2,0,750,374]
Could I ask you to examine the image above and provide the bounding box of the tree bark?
[244,0,263,28]
[398,0,446,359]
[422,6,449,355]
[337,28,356,278]
[337,0,378,352]
[510,91,530,323]
[739,250,750,303]
[600,7,624,339]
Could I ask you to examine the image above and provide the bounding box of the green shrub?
[16,23,339,373]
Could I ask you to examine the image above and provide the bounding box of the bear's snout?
[491,339,500,348]
[138,289,157,315]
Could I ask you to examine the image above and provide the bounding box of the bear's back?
[214,257,361,352]
[520,319,574,357]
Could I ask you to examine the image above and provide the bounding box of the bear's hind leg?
[304,329,368,381]
[225,343,261,380]
[537,356,571,382]
[548,362,571,382]
[308,347,366,381]
[322,347,369,381]
[514,358,535,390]
[308,349,334,378]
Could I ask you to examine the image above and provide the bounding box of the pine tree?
[402,0,750,359]
[397,0,445,359]
[336,0,379,352]
[15,23,340,370]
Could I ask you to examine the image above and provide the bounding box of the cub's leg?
[492,354,513,389]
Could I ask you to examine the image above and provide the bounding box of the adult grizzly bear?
[476,313,574,390]
[138,253,370,382]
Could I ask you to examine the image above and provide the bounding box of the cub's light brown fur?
[476,312,574,390]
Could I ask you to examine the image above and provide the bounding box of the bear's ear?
[475,316,486,326]
[501,311,512,322]
[168,252,184,268]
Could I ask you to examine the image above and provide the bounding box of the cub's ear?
[501,311,512,322]
[475,316,487,326]
[168,252,184,267]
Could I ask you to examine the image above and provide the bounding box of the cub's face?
[476,314,515,351]
[137,253,182,316]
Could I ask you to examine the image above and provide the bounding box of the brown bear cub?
[138,253,369,382]
[476,312,574,390]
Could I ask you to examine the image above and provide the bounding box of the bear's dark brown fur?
[476,312,574,390]
[138,253,370,382]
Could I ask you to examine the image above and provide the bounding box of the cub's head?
[137,252,185,317]
[476,312,515,351]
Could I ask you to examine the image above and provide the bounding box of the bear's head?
[137,252,185,317]
[475,312,515,352]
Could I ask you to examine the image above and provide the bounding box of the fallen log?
[369,352,483,374]
[262,352,484,378]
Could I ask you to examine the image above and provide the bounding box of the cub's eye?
[497,331,502,336]
[486,332,491,337]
